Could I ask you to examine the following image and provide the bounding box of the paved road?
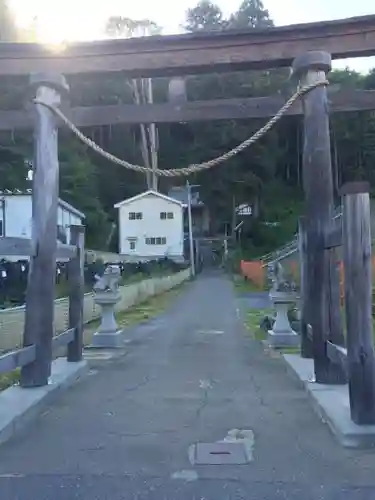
[1,273,375,499]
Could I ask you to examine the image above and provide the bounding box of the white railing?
[260,206,343,266]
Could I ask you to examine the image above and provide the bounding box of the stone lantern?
[267,262,299,348]
[91,265,123,348]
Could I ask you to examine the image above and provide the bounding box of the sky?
[9,0,375,73]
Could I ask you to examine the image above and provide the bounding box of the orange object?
[240,260,265,288]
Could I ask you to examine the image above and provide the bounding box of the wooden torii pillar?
[292,51,346,384]
[21,73,69,387]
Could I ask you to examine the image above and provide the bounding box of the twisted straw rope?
[34,80,328,178]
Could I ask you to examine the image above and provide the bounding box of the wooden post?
[342,182,375,424]
[21,74,69,388]
[327,246,344,346]
[67,225,85,362]
[298,216,313,358]
[292,51,346,384]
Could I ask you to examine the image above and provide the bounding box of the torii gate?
[0,15,375,430]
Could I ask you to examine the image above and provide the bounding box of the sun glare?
[10,0,107,45]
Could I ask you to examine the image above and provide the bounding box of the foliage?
[244,307,273,341]
[185,0,226,31]
[0,369,20,391]
[228,0,273,29]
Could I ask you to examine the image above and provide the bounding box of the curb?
[0,358,88,448]
[282,354,375,449]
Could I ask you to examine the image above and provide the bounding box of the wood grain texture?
[299,63,346,384]
[342,189,375,424]
[0,90,374,130]
[21,79,65,388]
[0,16,374,76]
[298,216,313,358]
[67,225,85,362]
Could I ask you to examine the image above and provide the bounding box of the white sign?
[236,204,252,216]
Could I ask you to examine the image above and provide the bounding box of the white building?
[0,189,85,248]
[114,190,184,261]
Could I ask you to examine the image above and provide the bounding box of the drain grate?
[192,442,249,465]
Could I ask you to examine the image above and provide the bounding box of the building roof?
[114,190,184,209]
[0,189,85,219]
[168,186,205,208]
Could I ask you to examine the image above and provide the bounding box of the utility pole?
[146,78,158,191]
[231,194,237,240]
[186,181,195,277]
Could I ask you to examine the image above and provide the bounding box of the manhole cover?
[192,442,249,465]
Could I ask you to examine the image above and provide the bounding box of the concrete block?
[283,353,314,387]
[91,330,124,348]
[283,354,375,448]
[0,358,88,447]
[268,330,299,349]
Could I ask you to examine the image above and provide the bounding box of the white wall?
[1,195,83,259]
[4,196,32,238]
[118,193,183,259]
[57,205,82,243]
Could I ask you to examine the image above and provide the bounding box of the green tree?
[59,142,110,249]
[185,0,226,31]
[228,0,273,29]
[182,0,287,237]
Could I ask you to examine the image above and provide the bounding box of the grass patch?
[232,274,266,294]
[244,307,273,341]
[116,286,182,328]
[83,283,187,345]
[244,307,301,355]
[0,368,20,392]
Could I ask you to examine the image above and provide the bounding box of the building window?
[145,237,167,245]
[129,212,142,220]
[0,220,3,237]
[57,225,67,243]
[130,241,136,250]
[160,212,174,220]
